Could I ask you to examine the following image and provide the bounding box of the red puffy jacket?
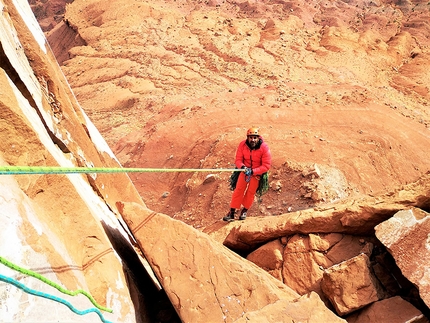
[234,136,271,175]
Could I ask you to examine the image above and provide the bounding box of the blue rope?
[0,274,112,323]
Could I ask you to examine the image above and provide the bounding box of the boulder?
[321,253,385,316]
[282,234,374,297]
[346,296,428,323]
[246,239,284,281]
[234,292,346,323]
[282,234,326,296]
[375,208,430,308]
[209,174,430,251]
[219,200,405,251]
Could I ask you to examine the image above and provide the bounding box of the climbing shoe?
[223,211,235,222]
[239,209,247,221]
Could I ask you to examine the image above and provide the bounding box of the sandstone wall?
[0,0,146,321]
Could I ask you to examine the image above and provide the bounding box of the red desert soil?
[36,0,430,228]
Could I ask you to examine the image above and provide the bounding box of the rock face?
[120,202,298,321]
[116,201,345,323]
[0,0,148,321]
[375,208,430,308]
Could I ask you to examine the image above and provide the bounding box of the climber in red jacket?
[223,127,272,221]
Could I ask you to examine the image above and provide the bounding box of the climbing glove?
[244,167,253,182]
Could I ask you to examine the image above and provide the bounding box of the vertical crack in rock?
[101,222,181,323]
[207,257,228,321]
[0,42,70,153]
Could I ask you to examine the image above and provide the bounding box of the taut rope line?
[0,166,244,175]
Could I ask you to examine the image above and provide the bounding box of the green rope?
[0,165,244,175]
[0,256,113,313]
[0,274,112,323]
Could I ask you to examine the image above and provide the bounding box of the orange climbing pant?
[230,172,260,210]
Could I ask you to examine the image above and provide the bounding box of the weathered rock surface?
[211,176,430,319]
[13,0,430,320]
[286,234,373,296]
[247,233,375,297]
[46,20,86,65]
[321,253,385,316]
[346,296,429,323]
[375,208,430,308]
[0,0,150,321]
[246,239,284,281]
[234,292,345,323]
[117,201,345,322]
